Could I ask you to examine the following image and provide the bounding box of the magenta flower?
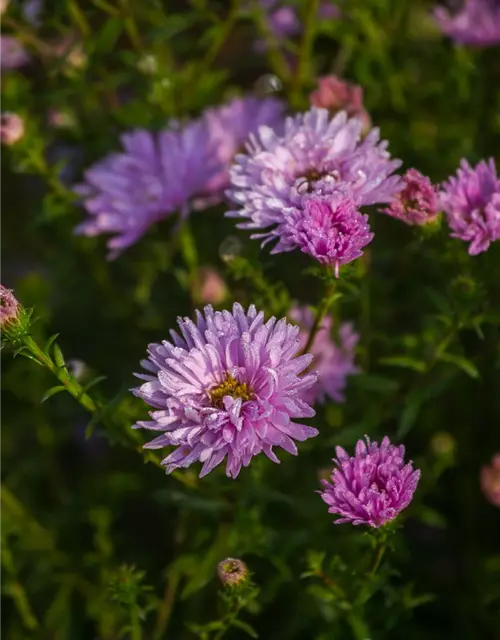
[434,0,500,47]
[197,96,285,204]
[481,453,500,507]
[1,112,25,146]
[1,36,30,70]
[75,121,220,258]
[290,306,359,405]
[320,436,421,527]
[309,75,370,131]
[440,158,500,255]
[133,303,319,478]
[0,285,20,328]
[227,108,401,264]
[281,191,374,276]
[382,168,440,226]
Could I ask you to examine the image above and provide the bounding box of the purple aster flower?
[75,121,220,258]
[434,0,500,47]
[195,96,285,206]
[280,190,374,276]
[227,108,400,270]
[320,436,421,527]
[132,303,319,479]
[1,36,30,70]
[440,158,500,255]
[290,306,359,404]
[382,168,440,226]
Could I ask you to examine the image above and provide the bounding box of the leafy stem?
[302,273,337,355]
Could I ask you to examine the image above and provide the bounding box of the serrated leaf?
[380,356,426,373]
[41,386,67,403]
[438,352,480,379]
[233,619,259,638]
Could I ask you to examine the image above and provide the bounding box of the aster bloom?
[197,96,285,204]
[290,306,359,405]
[1,36,30,69]
[310,75,370,131]
[440,158,500,255]
[227,108,400,272]
[382,168,440,226]
[133,303,319,478]
[1,112,25,146]
[434,0,500,47]
[75,121,220,258]
[481,453,500,507]
[0,285,20,328]
[320,436,421,527]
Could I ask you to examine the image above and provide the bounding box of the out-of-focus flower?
[382,168,440,226]
[1,36,30,69]
[481,453,500,507]
[49,36,87,71]
[219,235,243,263]
[280,190,374,276]
[1,112,25,145]
[192,267,228,305]
[290,306,359,404]
[310,75,371,131]
[1,0,9,15]
[217,558,249,588]
[320,436,421,527]
[196,96,285,205]
[0,285,20,328]
[227,108,401,272]
[430,432,456,457]
[23,0,43,26]
[47,108,77,129]
[133,303,318,478]
[440,158,500,255]
[137,53,158,74]
[75,121,220,258]
[434,0,500,47]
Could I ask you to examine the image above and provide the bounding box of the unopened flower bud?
[0,285,20,328]
[193,267,227,305]
[310,75,371,133]
[217,558,249,588]
[1,112,25,146]
[219,236,242,263]
[481,454,500,507]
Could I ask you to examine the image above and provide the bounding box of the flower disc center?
[209,373,254,408]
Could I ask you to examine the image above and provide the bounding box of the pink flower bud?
[1,112,25,146]
[0,285,20,328]
[310,75,371,131]
[194,267,227,305]
[217,558,249,588]
[481,454,500,507]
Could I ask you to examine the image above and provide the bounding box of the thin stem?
[251,0,291,83]
[130,605,142,640]
[368,540,386,578]
[302,278,336,355]
[291,0,320,107]
[213,602,245,640]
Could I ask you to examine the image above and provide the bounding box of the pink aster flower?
[227,108,401,263]
[133,303,319,478]
[290,306,359,404]
[1,285,20,328]
[382,168,440,226]
[481,453,500,507]
[193,267,227,305]
[1,36,30,69]
[197,96,285,204]
[434,0,500,47]
[75,121,220,258]
[1,112,25,146]
[440,158,500,255]
[310,75,371,131]
[280,190,374,276]
[320,436,421,527]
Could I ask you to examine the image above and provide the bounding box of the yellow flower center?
[209,373,254,408]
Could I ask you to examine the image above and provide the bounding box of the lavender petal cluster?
[227,108,401,274]
[440,158,500,255]
[1,36,30,70]
[434,0,500,47]
[320,436,421,527]
[290,306,359,405]
[382,168,440,226]
[133,303,319,478]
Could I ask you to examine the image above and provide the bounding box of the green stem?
[213,602,245,640]
[368,539,386,578]
[290,0,320,107]
[302,278,336,355]
[251,0,291,83]
[130,605,142,640]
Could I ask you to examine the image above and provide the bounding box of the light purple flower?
[440,158,500,255]
[227,108,400,267]
[320,436,421,527]
[133,303,319,478]
[1,112,25,146]
[382,168,440,226]
[196,96,285,205]
[1,36,30,69]
[75,121,220,258]
[290,306,359,404]
[434,0,500,47]
[281,190,374,276]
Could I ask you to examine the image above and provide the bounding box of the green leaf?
[93,17,123,54]
[380,356,426,373]
[353,374,400,393]
[438,353,480,379]
[232,619,259,638]
[397,401,421,438]
[52,344,66,369]
[44,333,60,355]
[81,375,107,393]
[41,386,67,403]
